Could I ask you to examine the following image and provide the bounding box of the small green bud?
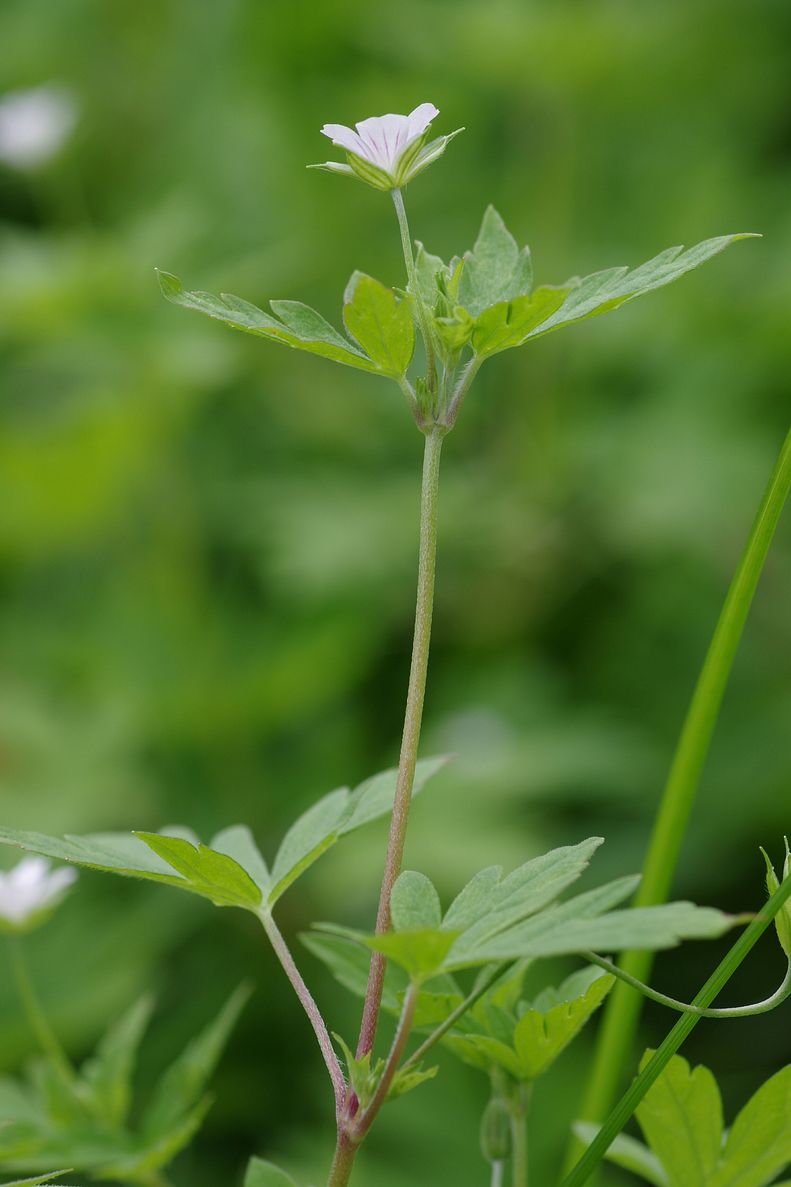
[761,839,791,958]
[480,1097,512,1164]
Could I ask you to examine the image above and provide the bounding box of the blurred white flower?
[0,857,77,931]
[310,102,462,191]
[0,85,77,169]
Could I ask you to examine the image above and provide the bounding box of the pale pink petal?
[320,122,366,158]
[354,116,394,169]
[406,103,439,141]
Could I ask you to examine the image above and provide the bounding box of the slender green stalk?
[356,427,445,1059]
[510,1084,530,1187]
[401,963,504,1074]
[392,187,437,396]
[576,425,791,1143]
[7,935,75,1082]
[491,1162,505,1187]
[584,950,791,1018]
[259,913,346,1114]
[560,869,791,1187]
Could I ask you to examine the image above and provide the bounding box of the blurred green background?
[1,0,790,1183]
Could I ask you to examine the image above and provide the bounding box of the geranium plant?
[1,104,790,1187]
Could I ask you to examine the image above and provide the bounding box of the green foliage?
[157,271,383,376]
[636,1052,722,1187]
[244,1158,299,1187]
[342,273,414,377]
[456,206,534,318]
[0,987,247,1184]
[314,839,735,978]
[390,871,442,931]
[583,1055,791,1187]
[0,758,449,916]
[444,965,614,1082]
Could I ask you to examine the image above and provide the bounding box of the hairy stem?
[352,982,419,1143]
[260,912,346,1114]
[326,1132,358,1187]
[584,950,791,1017]
[575,424,791,1150]
[356,427,444,1059]
[392,187,437,396]
[7,935,75,1082]
[560,869,791,1187]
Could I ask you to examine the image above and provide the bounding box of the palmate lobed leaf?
[0,757,449,915]
[636,1051,723,1187]
[158,270,384,376]
[608,1055,791,1187]
[80,995,155,1129]
[523,233,760,342]
[343,271,414,377]
[313,839,737,980]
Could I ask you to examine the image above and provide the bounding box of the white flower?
[0,857,77,931]
[0,85,77,170]
[310,102,462,191]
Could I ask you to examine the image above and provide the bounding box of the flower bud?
[480,1097,512,1164]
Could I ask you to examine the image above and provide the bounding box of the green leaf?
[0,758,449,915]
[471,286,570,357]
[573,1123,669,1187]
[97,1096,211,1180]
[457,206,534,317]
[157,271,382,375]
[266,755,449,906]
[512,967,614,1078]
[244,1158,299,1187]
[135,833,262,909]
[391,871,442,931]
[268,787,349,905]
[343,272,414,377]
[636,1053,723,1187]
[709,1064,791,1187]
[210,825,270,898]
[365,928,458,980]
[81,994,154,1128]
[524,234,758,342]
[452,877,734,966]
[444,838,605,963]
[142,983,250,1140]
[388,1061,439,1100]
